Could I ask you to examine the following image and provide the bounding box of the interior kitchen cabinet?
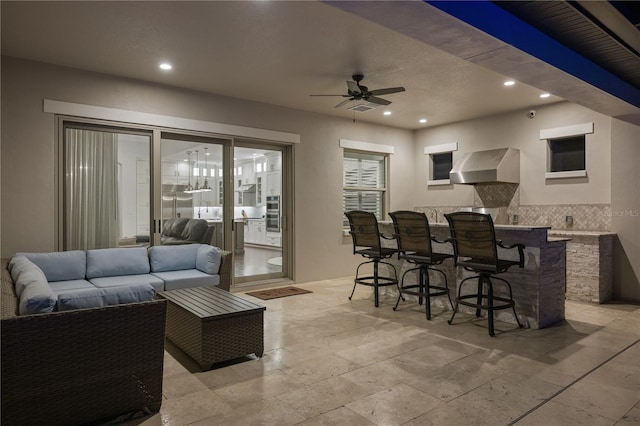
[245,219,266,245]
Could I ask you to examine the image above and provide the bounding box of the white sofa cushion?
[148,244,201,272]
[16,250,86,282]
[8,256,56,315]
[196,245,222,275]
[86,247,150,279]
[57,283,155,311]
[151,269,219,291]
[89,274,165,292]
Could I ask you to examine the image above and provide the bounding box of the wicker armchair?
[1,262,168,425]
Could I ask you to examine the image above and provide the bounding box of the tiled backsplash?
[416,184,611,231]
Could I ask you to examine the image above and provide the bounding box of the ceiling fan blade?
[310,94,349,97]
[369,86,406,96]
[335,98,353,108]
[346,80,361,95]
[366,96,392,106]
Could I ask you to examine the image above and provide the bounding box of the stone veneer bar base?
[378,223,566,329]
[548,231,614,303]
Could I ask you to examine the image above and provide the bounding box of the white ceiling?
[0,1,631,130]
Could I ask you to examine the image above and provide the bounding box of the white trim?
[43,99,300,144]
[424,142,458,155]
[339,138,394,154]
[427,179,451,186]
[545,170,588,179]
[540,122,593,140]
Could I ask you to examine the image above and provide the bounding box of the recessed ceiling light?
[159,63,173,71]
[503,80,515,86]
[419,118,428,124]
[540,93,551,98]
[383,111,392,116]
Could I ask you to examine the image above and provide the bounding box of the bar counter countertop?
[378,222,567,329]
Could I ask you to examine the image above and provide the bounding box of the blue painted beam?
[427,0,640,109]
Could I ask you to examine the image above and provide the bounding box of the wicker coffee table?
[157,286,265,370]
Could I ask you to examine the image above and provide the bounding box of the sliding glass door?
[62,120,292,288]
[63,124,152,250]
[233,143,288,284]
[158,133,228,248]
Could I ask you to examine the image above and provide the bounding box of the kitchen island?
[378,222,567,329]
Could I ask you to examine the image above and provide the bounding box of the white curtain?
[65,128,119,250]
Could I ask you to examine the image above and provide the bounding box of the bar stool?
[345,210,399,307]
[389,211,454,320]
[445,212,525,336]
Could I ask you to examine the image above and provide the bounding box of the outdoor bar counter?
[378,222,567,329]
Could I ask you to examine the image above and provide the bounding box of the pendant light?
[184,151,194,193]
[193,150,201,191]
[201,147,212,192]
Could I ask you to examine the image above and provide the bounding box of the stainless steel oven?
[266,195,280,232]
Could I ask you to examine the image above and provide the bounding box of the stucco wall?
[413,101,612,207]
[611,118,640,301]
[0,57,415,284]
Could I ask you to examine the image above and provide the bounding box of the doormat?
[246,286,312,300]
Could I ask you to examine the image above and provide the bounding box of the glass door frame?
[57,117,155,251]
[57,116,294,289]
[232,138,293,286]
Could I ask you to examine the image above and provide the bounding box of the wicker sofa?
[1,245,232,425]
[1,262,167,425]
[9,244,231,316]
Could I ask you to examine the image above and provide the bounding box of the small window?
[431,152,453,181]
[343,150,387,226]
[549,136,585,172]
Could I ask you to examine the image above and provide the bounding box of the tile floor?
[131,278,640,426]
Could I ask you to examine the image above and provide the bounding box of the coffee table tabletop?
[158,286,265,320]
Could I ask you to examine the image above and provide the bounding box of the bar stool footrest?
[456,294,515,311]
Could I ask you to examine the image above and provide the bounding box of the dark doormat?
[245,286,312,300]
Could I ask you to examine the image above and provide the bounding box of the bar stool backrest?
[445,212,499,270]
[389,211,433,258]
[345,210,382,253]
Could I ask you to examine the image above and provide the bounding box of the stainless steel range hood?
[449,148,520,184]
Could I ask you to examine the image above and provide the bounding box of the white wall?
[611,118,640,301]
[0,57,414,284]
[413,101,612,207]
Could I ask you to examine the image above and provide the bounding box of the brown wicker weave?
[1,261,167,426]
[158,286,265,370]
[217,249,233,291]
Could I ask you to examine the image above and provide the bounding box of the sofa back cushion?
[196,245,222,275]
[86,247,150,279]
[181,219,208,242]
[16,250,86,282]
[167,218,190,238]
[149,244,200,272]
[57,283,155,311]
[8,256,57,315]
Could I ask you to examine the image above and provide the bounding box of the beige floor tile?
[153,279,639,426]
[294,406,376,425]
[552,377,640,421]
[190,396,306,426]
[157,389,233,426]
[213,370,305,409]
[340,359,410,394]
[394,357,503,401]
[346,383,442,425]
[281,353,362,385]
[277,376,373,419]
[616,404,640,425]
[514,400,616,426]
[162,372,209,399]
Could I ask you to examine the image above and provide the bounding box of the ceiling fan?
[310,73,406,108]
